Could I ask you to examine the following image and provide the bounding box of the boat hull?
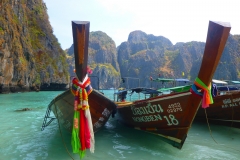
[195,91,240,128]
[49,89,117,133]
[117,92,196,149]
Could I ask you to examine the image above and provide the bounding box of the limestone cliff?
[67,31,121,89]
[117,30,240,88]
[215,34,240,80]
[1,0,239,93]
[0,0,69,93]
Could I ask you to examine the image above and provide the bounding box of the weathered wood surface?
[196,90,240,128]
[45,21,117,133]
[50,89,117,133]
[116,21,231,149]
[72,21,90,81]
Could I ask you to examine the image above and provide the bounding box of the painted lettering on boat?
[99,117,105,121]
[132,114,162,122]
[222,103,239,108]
[131,103,163,115]
[223,98,231,104]
[132,114,179,125]
[222,98,240,108]
[56,106,72,130]
[94,121,103,129]
[167,102,182,113]
[102,108,110,117]
[232,98,240,103]
[94,117,105,129]
[130,103,179,125]
[94,108,111,129]
[163,115,179,125]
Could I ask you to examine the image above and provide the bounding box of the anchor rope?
[204,105,240,152]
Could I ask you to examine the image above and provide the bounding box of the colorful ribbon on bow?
[190,77,213,108]
[71,75,94,159]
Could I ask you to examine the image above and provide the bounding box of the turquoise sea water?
[0,90,240,160]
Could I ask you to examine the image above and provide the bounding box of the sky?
[43,0,240,50]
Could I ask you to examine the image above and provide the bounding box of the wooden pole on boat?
[180,21,231,146]
[72,21,90,81]
[197,21,231,83]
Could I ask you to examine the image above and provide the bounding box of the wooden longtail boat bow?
[115,21,231,149]
[72,21,90,81]
[180,21,231,147]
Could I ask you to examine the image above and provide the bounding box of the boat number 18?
[163,114,179,125]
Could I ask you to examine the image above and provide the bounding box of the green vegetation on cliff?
[0,0,69,93]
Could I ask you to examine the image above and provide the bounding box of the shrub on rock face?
[0,0,69,93]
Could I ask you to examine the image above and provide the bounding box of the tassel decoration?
[71,75,94,159]
[190,77,213,108]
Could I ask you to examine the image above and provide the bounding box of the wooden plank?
[71,21,90,81]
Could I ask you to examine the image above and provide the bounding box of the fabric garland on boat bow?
[190,77,213,108]
[71,74,94,159]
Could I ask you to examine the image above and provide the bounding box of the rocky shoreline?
[0,83,69,94]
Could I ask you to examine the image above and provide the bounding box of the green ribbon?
[194,77,213,108]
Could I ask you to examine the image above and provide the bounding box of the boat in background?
[152,78,192,94]
[224,80,240,87]
[153,78,240,129]
[114,87,162,102]
[41,21,117,133]
[195,79,240,128]
[114,21,231,149]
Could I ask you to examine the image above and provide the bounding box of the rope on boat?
[204,108,219,144]
[54,99,75,160]
[204,108,240,152]
[230,94,234,128]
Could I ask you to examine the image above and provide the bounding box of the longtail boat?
[152,78,192,93]
[149,78,240,129]
[195,79,240,128]
[115,21,231,149]
[41,21,117,134]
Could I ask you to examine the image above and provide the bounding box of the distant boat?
[41,21,117,134]
[152,78,191,94]
[113,21,231,149]
[195,79,240,128]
